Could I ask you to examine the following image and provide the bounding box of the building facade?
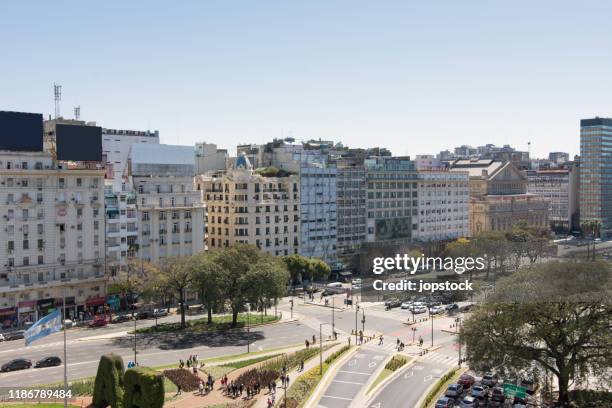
[580,117,612,237]
[416,170,470,242]
[527,167,579,232]
[0,151,106,326]
[335,160,367,262]
[195,142,228,174]
[198,155,300,255]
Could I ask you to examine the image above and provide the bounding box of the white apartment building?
[130,144,205,264]
[104,185,138,281]
[0,151,106,327]
[416,170,470,241]
[527,167,579,231]
[198,155,300,256]
[195,142,228,174]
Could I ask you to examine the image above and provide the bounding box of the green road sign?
[503,383,526,399]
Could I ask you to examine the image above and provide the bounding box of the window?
[38,255,43,265]
[76,178,82,187]
[23,240,29,250]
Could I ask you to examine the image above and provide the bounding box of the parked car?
[458,395,480,408]
[458,374,476,388]
[136,310,153,320]
[112,314,132,323]
[430,305,446,314]
[435,397,456,408]
[446,303,459,311]
[153,308,169,318]
[490,387,506,403]
[400,301,413,310]
[470,385,488,399]
[4,331,25,341]
[1,358,32,372]
[481,372,499,387]
[34,356,62,368]
[326,282,343,288]
[88,318,108,328]
[384,299,402,309]
[445,383,465,398]
[351,278,362,285]
[0,333,4,342]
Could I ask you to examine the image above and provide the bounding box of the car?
[458,374,476,388]
[490,387,506,402]
[470,385,488,399]
[321,289,335,296]
[136,310,153,320]
[400,301,413,309]
[446,303,459,311]
[153,308,169,317]
[435,397,456,408]
[326,282,343,288]
[4,330,25,341]
[34,356,62,368]
[353,284,362,290]
[445,383,465,398]
[0,333,4,342]
[458,395,480,407]
[112,314,132,324]
[412,306,428,314]
[481,372,499,387]
[88,318,108,327]
[430,305,446,314]
[351,278,362,285]
[384,299,402,309]
[1,358,32,372]
[63,319,73,328]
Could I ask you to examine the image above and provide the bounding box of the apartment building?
[0,151,105,326]
[195,142,228,174]
[335,159,367,261]
[527,166,579,232]
[130,144,205,263]
[450,159,548,235]
[198,154,300,255]
[580,117,612,237]
[365,157,419,246]
[416,170,470,241]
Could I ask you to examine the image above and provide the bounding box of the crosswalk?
[420,351,460,367]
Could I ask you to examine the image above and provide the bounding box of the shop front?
[106,295,120,312]
[0,307,17,330]
[37,298,56,318]
[17,300,38,326]
[54,297,77,320]
[86,296,106,318]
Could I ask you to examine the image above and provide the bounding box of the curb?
[365,354,416,398]
[414,366,469,408]
[303,344,359,408]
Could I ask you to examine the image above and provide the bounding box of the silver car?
[459,396,480,408]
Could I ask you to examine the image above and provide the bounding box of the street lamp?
[247,304,251,354]
[320,323,330,374]
[455,317,462,366]
[355,304,359,345]
[361,309,365,333]
[331,296,335,337]
[411,326,417,345]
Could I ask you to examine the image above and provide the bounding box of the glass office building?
[580,117,612,237]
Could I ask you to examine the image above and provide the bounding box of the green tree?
[191,251,224,324]
[123,367,164,408]
[157,257,194,329]
[245,255,290,323]
[283,254,311,284]
[308,258,331,282]
[92,353,125,408]
[460,261,612,407]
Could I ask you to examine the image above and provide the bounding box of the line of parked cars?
[386,298,460,315]
[435,372,535,408]
[1,356,62,372]
[0,330,25,342]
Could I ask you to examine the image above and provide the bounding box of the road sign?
[503,383,526,399]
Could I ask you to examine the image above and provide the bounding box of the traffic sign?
[503,383,526,399]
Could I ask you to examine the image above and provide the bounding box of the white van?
[326,282,343,288]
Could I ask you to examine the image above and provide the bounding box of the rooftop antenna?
[53,83,62,118]
[74,106,81,120]
[528,141,531,156]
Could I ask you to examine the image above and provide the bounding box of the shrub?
[324,345,350,365]
[384,355,407,372]
[92,353,125,408]
[123,367,165,408]
[421,368,459,408]
[162,368,201,392]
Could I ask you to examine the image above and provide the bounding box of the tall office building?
[580,117,612,237]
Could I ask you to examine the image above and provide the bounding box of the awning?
[86,296,106,307]
[0,307,16,317]
[37,298,55,310]
[18,300,38,308]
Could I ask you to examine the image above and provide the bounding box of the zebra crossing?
[420,350,460,367]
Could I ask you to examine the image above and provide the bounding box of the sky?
[2,1,612,158]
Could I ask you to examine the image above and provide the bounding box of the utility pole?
[319,323,329,374]
[456,317,462,366]
[331,296,335,336]
[361,309,365,333]
[247,304,250,353]
[355,304,359,345]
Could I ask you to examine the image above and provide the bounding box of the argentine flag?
[24,309,63,346]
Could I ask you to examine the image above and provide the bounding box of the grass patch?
[282,345,351,408]
[367,355,411,395]
[367,368,393,394]
[221,353,281,370]
[135,313,279,334]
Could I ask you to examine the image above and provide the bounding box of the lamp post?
[455,317,462,366]
[430,305,434,348]
[361,309,365,333]
[247,304,250,354]
[355,304,359,345]
[331,296,335,337]
[411,326,417,345]
[320,323,330,374]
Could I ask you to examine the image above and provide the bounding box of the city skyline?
[3,1,612,158]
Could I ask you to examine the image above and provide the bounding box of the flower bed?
[163,368,201,392]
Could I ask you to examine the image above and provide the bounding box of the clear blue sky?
[2,1,611,158]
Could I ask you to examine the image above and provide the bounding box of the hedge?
[384,355,408,372]
[421,367,459,408]
[123,367,165,408]
[92,353,125,408]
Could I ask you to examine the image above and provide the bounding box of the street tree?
[245,255,290,323]
[283,254,311,284]
[157,257,194,329]
[191,251,224,324]
[308,258,331,283]
[460,261,612,407]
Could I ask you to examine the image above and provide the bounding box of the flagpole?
[63,288,68,408]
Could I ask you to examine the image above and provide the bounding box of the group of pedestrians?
[223,378,261,400]
[197,373,215,395]
[179,354,200,369]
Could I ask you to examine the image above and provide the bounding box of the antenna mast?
[54,83,62,119]
[74,106,80,120]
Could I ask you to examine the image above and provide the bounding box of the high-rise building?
[548,152,570,165]
[580,117,612,237]
[130,144,205,263]
[198,154,300,255]
[195,142,228,174]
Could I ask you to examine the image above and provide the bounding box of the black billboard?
[0,111,43,152]
[56,124,102,162]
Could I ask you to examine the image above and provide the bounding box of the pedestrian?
[272,380,277,393]
[267,397,273,408]
[300,360,304,371]
[176,384,182,395]
[285,375,290,388]
[419,336,423,347]
[186,359,191,368]
[348,337,351,346]
[305,339,309,349]
[312,334,316,344]
[239,383,244,396]
[379,335,384,345]
[198,380,204,395]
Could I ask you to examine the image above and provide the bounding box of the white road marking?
[322,395,352,401]
[338,370,371,375]
[332,379,366,385]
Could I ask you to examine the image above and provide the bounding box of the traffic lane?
[369,358,446,408]
[0,320,318,387]
[318,349,387,408]
[304,306,407,338]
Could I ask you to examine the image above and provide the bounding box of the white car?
[0,333,4,342]
[351,278,362,285]
[401,302,412,309]
[412,306,428,314]
[430,305,446,314]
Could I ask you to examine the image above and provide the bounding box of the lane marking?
[332,380,366,385]
[338,370,371,375]
[321,395,352,401]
